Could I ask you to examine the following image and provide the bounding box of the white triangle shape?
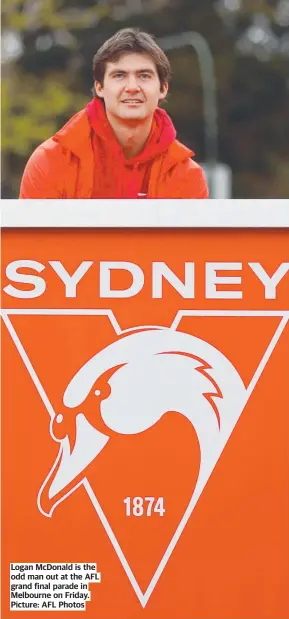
[2,309,288,608]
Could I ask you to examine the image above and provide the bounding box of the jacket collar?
[53,109,92,157]
[53,107,195,173]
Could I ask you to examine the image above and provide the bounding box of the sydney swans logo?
[4,306,288,607]
[32,324,250,604]
[38,327,246,517]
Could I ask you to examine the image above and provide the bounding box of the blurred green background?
[2,0,289,198]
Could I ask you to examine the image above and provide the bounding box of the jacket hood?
[85,97,177,164]
[53,101,195,183]
[54,100,194,160]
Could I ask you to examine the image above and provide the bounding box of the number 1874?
[123,496,165,517]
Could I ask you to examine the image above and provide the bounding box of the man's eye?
[141,73,151,79]
[114,73,124,79]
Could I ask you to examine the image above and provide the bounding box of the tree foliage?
[2,0,289,197]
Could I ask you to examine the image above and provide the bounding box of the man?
[19,28,209,199]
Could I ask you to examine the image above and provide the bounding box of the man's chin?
[118,107,149,120]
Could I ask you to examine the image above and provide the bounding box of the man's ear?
[94,81,104,98]
[159,81,169,101]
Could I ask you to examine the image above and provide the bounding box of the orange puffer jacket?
[19,105,209,199]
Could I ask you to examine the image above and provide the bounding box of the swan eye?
[94,389,101,396]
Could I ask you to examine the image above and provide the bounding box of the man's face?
[95,52,168,121]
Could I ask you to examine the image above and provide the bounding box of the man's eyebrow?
[108,68,156,75]
[136,68,155,74]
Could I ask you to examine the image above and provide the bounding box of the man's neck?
[106,111,153,159]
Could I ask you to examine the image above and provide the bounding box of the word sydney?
[3,260,289,300]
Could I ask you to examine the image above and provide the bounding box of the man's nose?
[124,75,141,91]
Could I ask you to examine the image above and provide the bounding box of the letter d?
[99,262,144,298]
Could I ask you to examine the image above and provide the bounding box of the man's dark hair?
[92,28,172,91]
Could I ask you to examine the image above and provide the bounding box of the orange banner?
[2,227,289,619]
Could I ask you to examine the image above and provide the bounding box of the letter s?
[3,260,46,298]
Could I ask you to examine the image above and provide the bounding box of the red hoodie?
[86,98,177,198]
